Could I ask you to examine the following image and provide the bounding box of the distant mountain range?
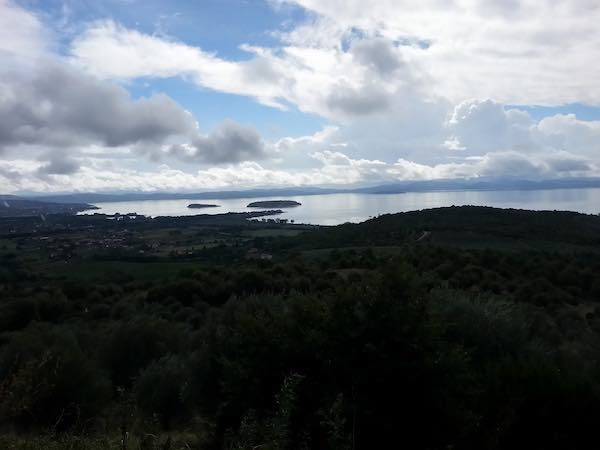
[21,177,600,204]
[354,177,600,194]
[26,187,341,204]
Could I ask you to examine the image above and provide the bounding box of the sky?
[1,0,600,194]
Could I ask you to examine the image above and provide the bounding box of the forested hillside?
[1,207,600,449]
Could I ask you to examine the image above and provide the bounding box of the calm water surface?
[80,188,600,225]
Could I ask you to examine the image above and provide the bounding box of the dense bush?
[0,324,111,430]
[100,319,183,388]
[0,299,37,332]
[134,355,192,428]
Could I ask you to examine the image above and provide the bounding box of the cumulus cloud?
[447,99,535,154]
[543,151,594,174]
[69,20,429,120]
[326,82,392,116]
[0,0,47,58]
[37,154,80,176]
[70,21,291,109]
[2,0,600,195]
[477,151,596,179]
[448,99,600,161]
[537,114,600,157]
[350,38,404,77]
[0,1,273,177]
[0,61,198,152]
[66,17,448,164]
[1,145,598,194]
[168,121,268,164]
[277,0,600,106]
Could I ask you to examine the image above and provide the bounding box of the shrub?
[0,299,37,332]
[100,319,182,388]
[0,324,111,430]
[133,355,192,428]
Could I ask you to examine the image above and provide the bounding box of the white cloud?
[0,60,198,151]
[168,120,268,164]
[278,0,600,106]
[448,99,600,161]
[67,12,600,172]
[0,1,277,181]
[2,144,597,194]
[537,114,600,157]
[2,0,600,194]
[69,20,432,120]
[0,0,48,58]
[70,21,291,109]
[447,99,536,154]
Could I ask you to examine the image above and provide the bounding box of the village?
[0,211,312,276]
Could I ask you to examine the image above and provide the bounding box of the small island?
[187,203,220,209]
[247,200,301,208]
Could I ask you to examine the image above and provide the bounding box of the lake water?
[80,188,600,225]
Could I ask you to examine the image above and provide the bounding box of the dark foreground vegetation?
[1,206,600,449]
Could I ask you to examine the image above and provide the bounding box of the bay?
[79,188,600,225]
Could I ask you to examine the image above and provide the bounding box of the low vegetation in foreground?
[1,206,600,449]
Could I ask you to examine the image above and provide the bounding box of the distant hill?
[0,196,96,218]
[19,177,600,204]
[354,177,600,194]
[292,205,600,253]
[28,187,340,204]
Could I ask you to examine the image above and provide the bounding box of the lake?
[80,188,600,225]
